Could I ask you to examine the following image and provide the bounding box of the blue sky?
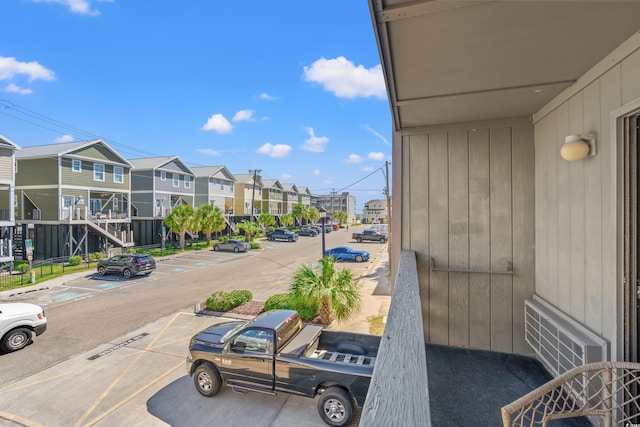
[0,0,392,215]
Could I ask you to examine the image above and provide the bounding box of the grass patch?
[367,315,386,335]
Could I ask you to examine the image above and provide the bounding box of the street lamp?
[319,207,326,258]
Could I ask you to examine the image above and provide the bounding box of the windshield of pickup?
[220,320,251,343]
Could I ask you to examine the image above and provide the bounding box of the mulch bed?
[225,300,265,316]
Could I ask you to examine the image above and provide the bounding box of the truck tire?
[1,327,32,352]
[318,387,353,427]
[193,362,222,397]
[356,237,362,243]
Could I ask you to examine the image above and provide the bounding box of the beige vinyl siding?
[403,118,535,354]
[16,158,58,186]
[0,150,13,181]
[532,37,640,354]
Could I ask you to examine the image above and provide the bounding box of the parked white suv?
[0,303,47,352]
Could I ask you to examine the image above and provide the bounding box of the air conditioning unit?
[525,296,608,377]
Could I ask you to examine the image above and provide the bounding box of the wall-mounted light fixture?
[560,133,596,162]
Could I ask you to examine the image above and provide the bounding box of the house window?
[160,171,166,181]
[72,159,81,172]
[173,174,179,187]
[94,163,105,181]
[113,166,124,184]
[184,175,191,189]
[220,181,225,190]
[63,196,74,208]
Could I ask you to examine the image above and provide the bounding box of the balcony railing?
[0,208,10,221]
[360,251,431,426]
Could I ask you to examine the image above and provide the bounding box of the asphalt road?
[0,227,376,386]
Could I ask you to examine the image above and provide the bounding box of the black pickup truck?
[352,229,387,243]
[186,309,380,426]
[265,228,298,242]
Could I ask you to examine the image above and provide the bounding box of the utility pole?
[249,169,261,222]
[384,160,392,266]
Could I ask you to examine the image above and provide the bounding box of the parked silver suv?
[97,254,156,278]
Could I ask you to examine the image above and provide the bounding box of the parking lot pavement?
[0,309,340,427]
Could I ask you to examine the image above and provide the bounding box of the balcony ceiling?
[369,0,640,130]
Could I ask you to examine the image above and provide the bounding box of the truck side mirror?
[231,341,246,353]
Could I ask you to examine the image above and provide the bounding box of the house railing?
[502,361,640,426]
[0,208,10,221]
[360,250,432,426]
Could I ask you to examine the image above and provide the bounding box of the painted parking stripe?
[169,267,187,272]
[194,262,209,267]
[52,291,91,302]
[96,282,121,290]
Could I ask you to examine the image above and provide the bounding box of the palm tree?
[290,256,362,325]
[291,204,307,227]
[164,204,195,250]
[258,212,276,230]
[334,210,347,226]
[308,207,319,224]
[237,220,259,242]
[196,204,226,245]
[280,213,294,229]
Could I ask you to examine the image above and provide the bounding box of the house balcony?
[359,251,640,426]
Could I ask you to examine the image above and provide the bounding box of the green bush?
[205,290,253,311]
[68,256,83,266]
[88,252,104,262]
[250,241,260,249]
[264,293,318,320]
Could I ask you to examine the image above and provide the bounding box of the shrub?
[250,241,260,250]
[68,256,83,266]
[88,252,104,262]
[264,293,318,321]
[217,236,229,243]
[205,290,253,311]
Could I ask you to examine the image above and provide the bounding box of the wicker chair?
[501,361,640,427]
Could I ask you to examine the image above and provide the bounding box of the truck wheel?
[355,255,363,262]
[97,266,106,276]
[318,387,353,427]
[123,268,132,279]
[193,362,222,397]
[1,328,32,352]
[356,237,362,243]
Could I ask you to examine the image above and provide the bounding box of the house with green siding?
[261,179,283,216]
[0,135,19,268]
[191,165,236,215]
[129,156,195,246]
[14,139,133,260]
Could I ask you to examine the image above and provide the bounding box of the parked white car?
[0,303,47,352]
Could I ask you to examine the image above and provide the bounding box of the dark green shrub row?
[205,290,253,311]
[264,293,318,321]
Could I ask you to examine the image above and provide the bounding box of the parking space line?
[0,410,46,427]
[74,312,181,427]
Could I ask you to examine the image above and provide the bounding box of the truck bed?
[279,324,380,367]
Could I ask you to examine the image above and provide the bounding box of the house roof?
[15,139,132,166]
[297,186,312,196]
[262,179,283,190]
[190,165,236,181]
[235,173,263,186]
[369,0,640,130]
[281,183,298,193]
[0,134,20,150]
[128,156,195,175]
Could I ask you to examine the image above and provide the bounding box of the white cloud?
[233,109,255,122]
[201,114,233,134]
[303,56,385,99]
[302,127,329,153]
[55,134,74,143]
[257,142,292,158]
[365,124,390,146]
[361,166,374,172]
[4,83,32,95]
[30,0,109,16]
[259,93,276,101]
[368,152,385,161]
[0,56,55,84]
[281,173,293,180]
[196,148,221,156]
[313,169,320,176]
[323,179,334,185]
[346,154,362,163]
